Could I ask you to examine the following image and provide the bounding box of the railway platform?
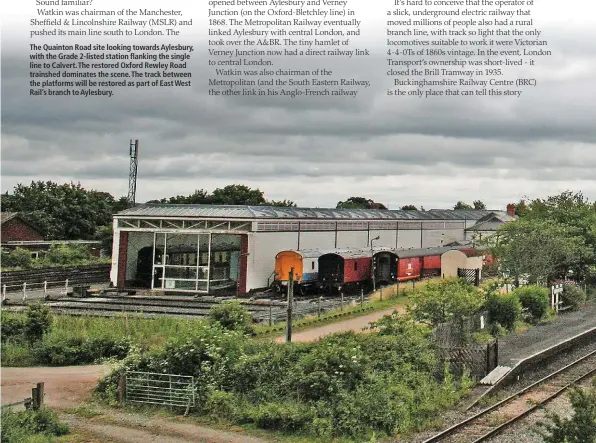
[497,299,596,366]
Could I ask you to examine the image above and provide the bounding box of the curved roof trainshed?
[111,204,510,295]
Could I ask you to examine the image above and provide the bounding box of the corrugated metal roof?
[319,249,371,260]
[372,246,466,258]
[116,204,499,221]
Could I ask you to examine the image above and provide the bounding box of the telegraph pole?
[286,267,294,343]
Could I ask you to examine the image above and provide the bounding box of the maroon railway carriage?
[318,249,372,293]
[373,246,469,285]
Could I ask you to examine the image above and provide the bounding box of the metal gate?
[125,371,195,408]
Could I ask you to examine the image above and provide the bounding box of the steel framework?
[127,139,139,208]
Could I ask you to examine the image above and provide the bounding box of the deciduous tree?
[2,181,115,240]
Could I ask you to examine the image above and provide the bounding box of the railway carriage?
[372,246,470,285]
[317,249,372,293]
[273,249,331,295]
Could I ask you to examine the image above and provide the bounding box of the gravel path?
[498,301,596,365]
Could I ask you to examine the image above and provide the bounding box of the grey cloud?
[1,25,596,207]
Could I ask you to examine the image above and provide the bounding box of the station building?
[110,204,514,295]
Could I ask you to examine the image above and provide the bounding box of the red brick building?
[0,212,44,243]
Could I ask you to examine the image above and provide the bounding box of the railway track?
[3,294,366,323]
[423,349,596,443]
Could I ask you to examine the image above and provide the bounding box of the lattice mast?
[127,139,139,208]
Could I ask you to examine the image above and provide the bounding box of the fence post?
[269,306,273,326]
[22,282,27,302]
[44,281,48,300]
[318,296,322,318]
[486,342,491,375]
[117,373,126,404]
[36,382,44,408]
[2,285,6,305]
[340,292,344,311]
[65,279,69,295]
[360,288,364,307]
[380,286,383,301]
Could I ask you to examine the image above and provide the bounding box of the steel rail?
[473,364,596,442]
[423,348,596,442]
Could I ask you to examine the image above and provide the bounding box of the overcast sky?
[2,0,595,210]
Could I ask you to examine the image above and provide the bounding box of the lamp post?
[370,236,380,292]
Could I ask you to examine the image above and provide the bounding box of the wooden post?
[37,382,44,408]
[269,306,273,326]
[318,296,322,317]
[360,288,364,307]
[340,292,344,311]
[31,386,38,409]
[65,279,69,295]
[380,286,383,301]
[486,343,491,375]
[286,268,293,343]
[23,282,27,302]
[2,285,6,305]
[117,373,126,404]
[31,383,44,410]
[44,281,48,300]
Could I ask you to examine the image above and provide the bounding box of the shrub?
[487,294,521,331]
[251,401,315,432]
[33,337,132,366]
[1,407,69,442]
[204,390,235,420]
[561,283,587,310]
[24,303,53,344]
[489,322,508,338]
[1,314,26,343]
[514,286,549,322]
[41,243,91,266]
[207,300,254,335]
[1,247,33,269]
[538,380,596,442]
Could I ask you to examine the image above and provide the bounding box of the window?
[311,261,315,270]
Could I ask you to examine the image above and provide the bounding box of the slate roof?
[0,212,19,224]
[116,204,501,221]
[466,212,517,231]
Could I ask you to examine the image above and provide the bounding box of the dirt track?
[274,305,405,343]
[1,364,111,408]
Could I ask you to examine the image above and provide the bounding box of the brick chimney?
[506,203,516,216]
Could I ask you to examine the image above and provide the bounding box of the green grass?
[2,289,411,357]
[254,294,410,339]
[1,310,209,350]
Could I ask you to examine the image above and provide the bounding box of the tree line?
[3,182,595,285]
